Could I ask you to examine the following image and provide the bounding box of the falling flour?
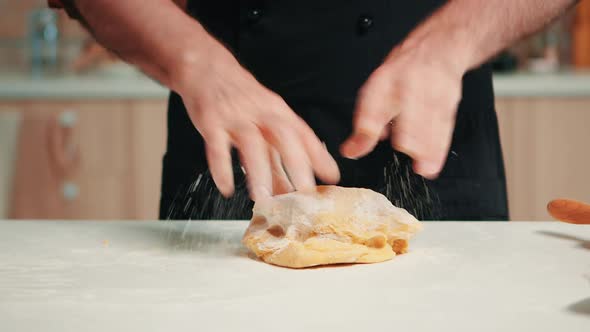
[166,151,440,221]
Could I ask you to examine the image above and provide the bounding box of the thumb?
[340,73,397,159]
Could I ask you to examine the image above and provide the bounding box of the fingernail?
[220,187,235,198]
[343,154,358,160]
[215,180,234,198]
[340,142,359,160]
[298,183,316,194]
[328,160,341,183]
[343,132,376,159]
[302,177,317,191]
[295,172,316,192]
[422,172,439,180]
[415,162,441,179]
[251,185,271,201]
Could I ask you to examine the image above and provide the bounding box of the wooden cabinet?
[2,100,167,220]
[3,97,590,221]
[496,98,590,221]
[0,103,22,219]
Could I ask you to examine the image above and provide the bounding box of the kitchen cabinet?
[0,103,22,218]
[1,100,166,220]
[496,97,590,221]
[2,95,590,221]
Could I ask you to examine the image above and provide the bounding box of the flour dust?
[165,153,440,221]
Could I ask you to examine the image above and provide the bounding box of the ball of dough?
[242,185,422,268]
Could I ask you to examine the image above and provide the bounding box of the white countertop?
[0,71,169,100]
[1,69,590,99]
[493,71,590,97]
[0,220,588,331]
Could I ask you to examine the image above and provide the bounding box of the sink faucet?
[28,8,59,78]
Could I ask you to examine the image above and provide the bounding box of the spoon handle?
[547,199,590,225]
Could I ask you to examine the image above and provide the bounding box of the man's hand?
[341,39,465,179]
[64,0,339,201]
[342,0,578,179]
[58,0,577,194]
[176,49,340,201]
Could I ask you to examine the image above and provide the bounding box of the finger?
[263,123,316,192]
[341,71,398,159]
[379,122,391,141]
[293,118,340,184]
[340,130,382,160]
[204,131,234,197]
[269,147,294,195]
[391,110,454,179]
[231,126,272,201]
[413,119,454,179]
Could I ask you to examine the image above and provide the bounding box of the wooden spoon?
[547,199,590,225]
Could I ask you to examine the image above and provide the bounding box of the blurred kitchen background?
[1,0,589,221]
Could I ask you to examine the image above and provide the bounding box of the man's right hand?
[174,49,340,201]
[60,0,339,201]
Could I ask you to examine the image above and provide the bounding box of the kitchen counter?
[0,220,588,331]
[493,71,590,97]
[1,69,590,99]
[0,71,169,100]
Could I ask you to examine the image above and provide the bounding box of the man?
[50,0,579,220]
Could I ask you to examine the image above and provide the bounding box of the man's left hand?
[340,38,467,179]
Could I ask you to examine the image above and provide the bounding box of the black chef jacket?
[160,0,509,221]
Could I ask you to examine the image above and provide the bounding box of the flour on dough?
[242,185,422,268]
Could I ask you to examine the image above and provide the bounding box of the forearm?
[399,0,579,72]
[70,0,234,90]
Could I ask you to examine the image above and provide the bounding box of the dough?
[242,185,422,268]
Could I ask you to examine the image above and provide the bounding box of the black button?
[247,8,262,23]
[357,15,373,34]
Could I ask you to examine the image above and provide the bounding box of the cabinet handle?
[47,110,80,177]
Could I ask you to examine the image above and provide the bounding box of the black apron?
[160,0,509,221]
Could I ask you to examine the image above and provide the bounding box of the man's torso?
[162,0,508,220]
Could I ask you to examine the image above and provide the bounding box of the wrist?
[168,35,238,94]
[434,23,480,72]
[394,19,478,76]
